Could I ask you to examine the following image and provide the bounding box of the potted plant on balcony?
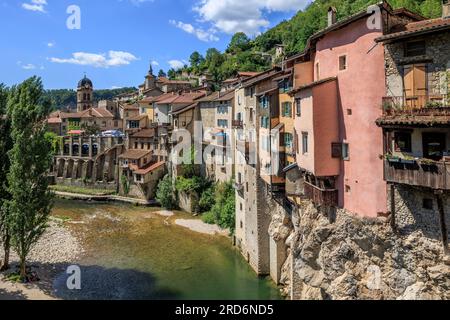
[385,154,400,163]
[399,155,416,165]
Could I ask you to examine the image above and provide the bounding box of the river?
[51,199,282,300]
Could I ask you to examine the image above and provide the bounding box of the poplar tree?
[6,77,54,280]
[0,84,12,271]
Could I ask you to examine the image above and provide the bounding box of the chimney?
[444,0,450,18]
[328,7,337,27]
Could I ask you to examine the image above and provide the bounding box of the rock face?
[281,202,449,300]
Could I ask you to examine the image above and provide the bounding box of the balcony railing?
[384,159,450,190]
[303,181,338,207]
[232,120,243,129]
[382,94,450,116]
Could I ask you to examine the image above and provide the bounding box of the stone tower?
[77,75,94,112]
[144,63,156,90]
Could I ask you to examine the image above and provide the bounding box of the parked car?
[101,130,125,137]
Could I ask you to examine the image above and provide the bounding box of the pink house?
[287,2,422,217]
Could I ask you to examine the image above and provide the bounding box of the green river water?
[51,199,282,300]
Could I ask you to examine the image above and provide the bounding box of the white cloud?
[47,41,55,47]
[49,51,139,68]
[22,0,47,13]
[151,60,159,66]
[194,0,309,35]
[170,20,219,42]
[22,63,37,70]
[168,60,185,70]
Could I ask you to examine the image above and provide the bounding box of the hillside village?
[45,0,450,300]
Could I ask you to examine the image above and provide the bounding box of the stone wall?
[384,31,450,97]
[390,185,449,252]
[283,201,449,300]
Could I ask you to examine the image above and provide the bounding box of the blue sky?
[0,0,310,89]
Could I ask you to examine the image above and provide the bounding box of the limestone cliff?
[277,202,450,300]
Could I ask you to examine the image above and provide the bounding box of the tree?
[167,68,177,80]
[156,175,176,210]
[227,32,252,54]
[158,69,167,78]
[0,84,12,271]
[81,122,101,135]
[6,77,54,280]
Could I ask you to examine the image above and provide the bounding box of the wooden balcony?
[384,159,450,190]
[303,181,338,207]
[382,95,450,116]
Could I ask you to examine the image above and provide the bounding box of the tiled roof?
[119,149,152,160]
[172,103,197,115]
[130,128,156,138]
[47,117,62,124]
[134,161,165,175]
[122,103,140,110]
[376,115,450,127]
[376,18,450,42]
[238,71,261,77]
[126,114,147,121]
[58,107,114,119]
[241,68,282,88]
[289,77,337,95]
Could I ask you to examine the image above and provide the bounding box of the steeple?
[149,62,154,76]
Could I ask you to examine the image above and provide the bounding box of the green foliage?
[0,83,12,270]
[155,174,177,210]
[198,185,215,213]
[5,76,54,279]
[121,174,130,196]
[201,181,236,233]
[44,131,60,155]
[81,122,101,135]
[158,69,167,78]
[168,0,442,88]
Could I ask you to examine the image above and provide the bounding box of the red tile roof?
[134,161,165,175]
[130,128,156,138]
[119,149,152,160]
[376,18,450,42]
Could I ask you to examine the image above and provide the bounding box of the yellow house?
[276,70,296,166]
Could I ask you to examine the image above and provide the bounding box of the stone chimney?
[328,7,337,27]
[443,0,450,19]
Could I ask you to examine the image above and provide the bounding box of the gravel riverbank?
[0,219,83,300]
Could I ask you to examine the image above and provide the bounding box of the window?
[394,132,412,152]
[136,174,142,182]
[250,87,255,98]
[238,172,242,184]
[284,133,293,148]
[282,102,292,117]
[249,108,254,122]
[260,116,269,129]
[423,198,433,210]
[339,55,347,71]
[295,98,301,116]
[217,119,228,128]
[342,143,350,160]
[405,41,426,57]
[260,96,269,109]
[302,132,308,154]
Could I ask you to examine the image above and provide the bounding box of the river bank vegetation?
[0,77,54,280]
